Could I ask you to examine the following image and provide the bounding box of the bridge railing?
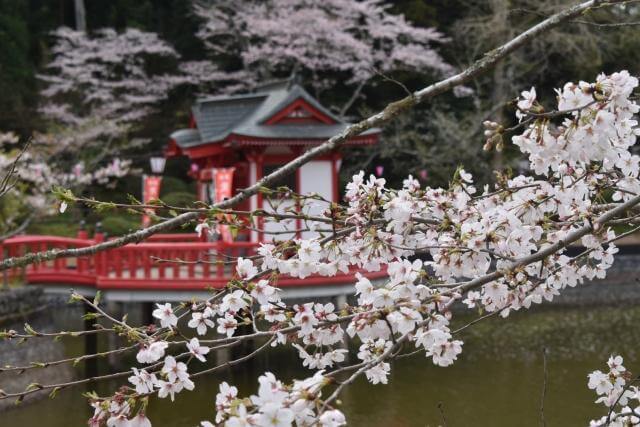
[144,233,205,243]
[97,240,259,283]
[0,234,389,291]
[0,234,261,287]
[0,235,99,285]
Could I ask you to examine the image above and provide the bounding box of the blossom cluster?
[86,71,640,426]
[204,372,346,427]
[588,356,640,426]
[192,0,452,94]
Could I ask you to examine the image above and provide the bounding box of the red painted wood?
[263,98,336,125]
[188,250,196,278]
[143,248,151,278]
[158,249,166,279]
[114,250,123,277]
[0,235,387,291]
[203,254,210,277]
[183,140,233,160]
[128,250,136,279]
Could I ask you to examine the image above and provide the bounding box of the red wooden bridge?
[0,233,386,302]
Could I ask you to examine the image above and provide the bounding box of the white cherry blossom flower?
[152,303,177,328]
[136,341,168,364]
[128,368,157,394]
[186,338,210,362]
[217,314,238,338]
[188,311,215,336]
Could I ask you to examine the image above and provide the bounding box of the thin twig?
[438,402,448,427]
[540,347,548,427]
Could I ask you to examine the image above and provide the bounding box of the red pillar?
[331,153,341,203]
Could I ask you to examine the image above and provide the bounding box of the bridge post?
[142,302,154,326]
[216,339,231,365]
[84,303,98,378]
[76,220,88,240]
[335,293,348,311]
[106,301,122,368]
[335,293,350,356]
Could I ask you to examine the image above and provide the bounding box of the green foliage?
[161,191,196,208]
[28,216,78,237]
[160,177,190,196]
[0,1,35,134]
[0,191,26,235]
[100,215,140,236]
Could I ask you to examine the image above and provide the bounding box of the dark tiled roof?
[169,128,201,147]
[170,82,378,149]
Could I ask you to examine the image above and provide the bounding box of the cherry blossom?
[188,311,215,336]
[220,290,249,314]
[217,314,239,338]
[136,341,168,364]
[129,414,152,427]
[192,0,452,100]
[70,70,640,427]
[128,368,158,394]
[157,380,183,402]
[236,258,259,279]
[588,355,640,426]
[186,338,210,363]
[152,303,177,328]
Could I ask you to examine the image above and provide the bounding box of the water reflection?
[3,303,638,426]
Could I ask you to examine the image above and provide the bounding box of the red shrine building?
[0,82,386,295]
[166,81,380,241]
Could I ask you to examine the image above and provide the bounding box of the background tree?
[190,0,453,116]
[0,26,195,236]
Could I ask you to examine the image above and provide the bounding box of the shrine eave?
[168,132,379,160]
[166,81,381,159]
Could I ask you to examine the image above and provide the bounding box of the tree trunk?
[74,0,86,32]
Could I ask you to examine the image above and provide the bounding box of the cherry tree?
[39,26,191,146]
[0,1,638,426]
[0,27,194,233]
[0,131,131,238]
[189,0,453,115]
[4,67,638,427]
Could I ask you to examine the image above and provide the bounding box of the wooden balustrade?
[0,234,386,291]
[0,235,98,286]
[0,234,260,289]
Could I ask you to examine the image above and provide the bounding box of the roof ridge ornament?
[287,71,303,89]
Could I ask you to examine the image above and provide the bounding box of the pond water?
[3,302,640,427]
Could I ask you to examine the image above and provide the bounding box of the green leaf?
[49,387,61,399]
[23,323,37,336]
[25,383,42,391]
[93,291,102,306]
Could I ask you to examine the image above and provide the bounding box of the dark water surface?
[3,303,640,427]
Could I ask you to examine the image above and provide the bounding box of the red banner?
[142,175,162,228]
[214,168,235,241]
[214,167,235,203]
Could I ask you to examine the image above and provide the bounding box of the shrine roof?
[170,81,379,149]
